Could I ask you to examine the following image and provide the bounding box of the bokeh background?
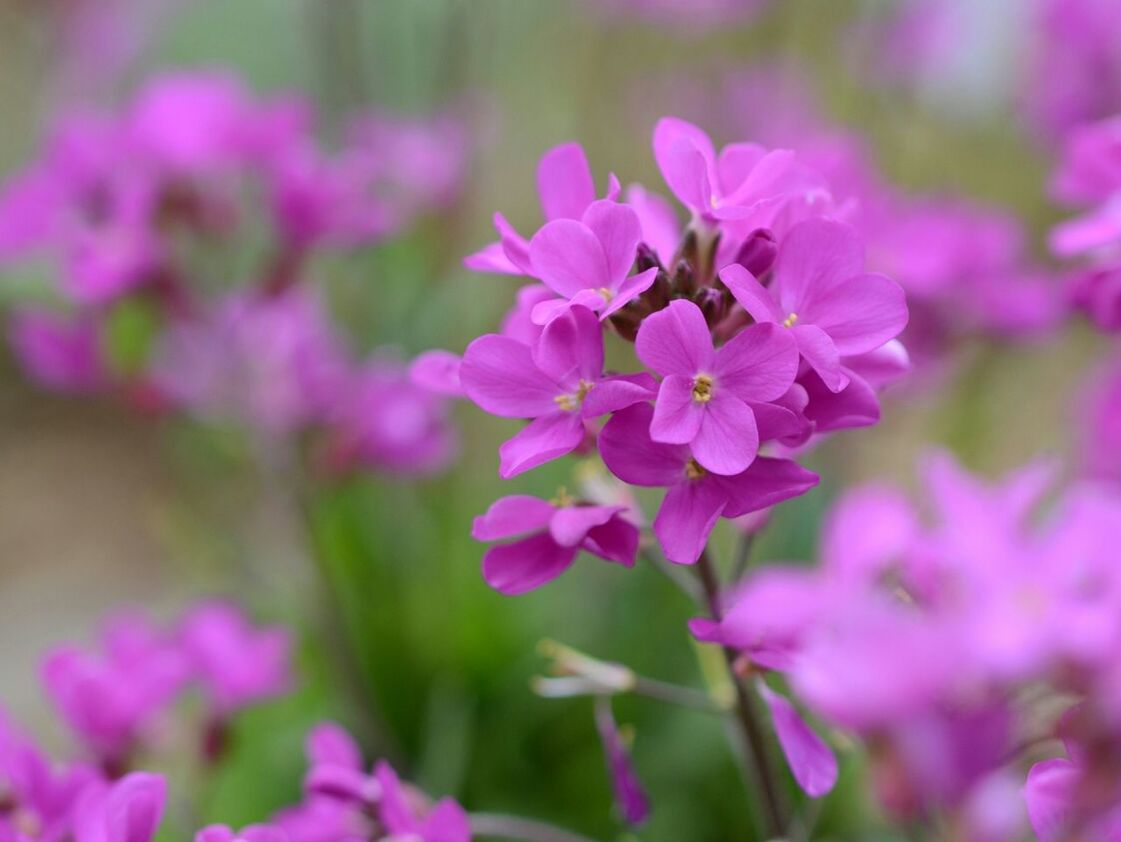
[0,1,1105,839]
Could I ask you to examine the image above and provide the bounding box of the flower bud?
[733,228,778,278]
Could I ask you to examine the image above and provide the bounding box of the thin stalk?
[639,544,702,602]
[729,531,757,584]
[695,550,787,838]
[632,674,728,714]
[468,813,599,842]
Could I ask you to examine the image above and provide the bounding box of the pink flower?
[652,117,822,229]
[1078,359,1121,483]
[375,762,471,842]
[8,310,104,393]
[472,495,640,595]
[635,299,799,475]
[599,403,818,564]
[756,681,837,799]
[179,602,291,717]
[721,218,908,391]
[527,200,659,323]
[196,826,287,842]
[73,772,166,842]
[465,142,617,276]
[460,305,653,477]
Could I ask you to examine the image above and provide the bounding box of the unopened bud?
[695,288,726,328]
[634,242,663,274]
[733,228,778,278]
[672,259,696,297]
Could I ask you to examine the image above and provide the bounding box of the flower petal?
[757,681,838,798]
[498,413,585,478]
[792,324,847,392]
[599,403,687,487]
[529,219,609,297]
[583,200,642,283]
[1024,758,1079,842]
[549,505,623,547]
[801,273,908,356]
[580,373,656,418]
[653,480,726,564]
[538,143,596,221]
[719,264,783,324]
[601,267,658,319]
[652,117,715,213]
[583,516,640,567]
[533,305,604,385]
[460,334,558,417]
[472,495,557,541]
[714,322,799,401]
[482,533,578,595]
[714,456,820,518]
[635,299,714,377]
[772,219,865,313]
[650,374,706,444]
[691,394,759,476]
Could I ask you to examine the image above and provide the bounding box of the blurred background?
[0,1,1107,839]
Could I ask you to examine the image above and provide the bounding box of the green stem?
[468,813,599,842]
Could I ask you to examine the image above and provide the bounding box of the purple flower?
[375,762,471,842]
[527,199,659,323]
[42,613,189,766]
[196,825,287,842]
[599,403,818,564]
[652,117,822,229]
[471,495,640,594]
[8,310,104,393]
[721,218,908,391]
[73,772,165,842]
[594,698,649,826]
[1078,359,1121,483]
[179,602,291,717]
[460,305,653,477]
[465,142,617,276]
[635,299,799,475]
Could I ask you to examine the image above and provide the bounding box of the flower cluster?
[0,608,473,842]
[42,601,290,771]
[0,72,462,475]
[457,118,909,589]
[696,453,1121,839]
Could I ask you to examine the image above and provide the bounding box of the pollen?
[782,312,799,328]
[597,287,615,301]
[551,487,575,508]
[692,374,714,403]
[684,458,706,480]
[554,379,595,412]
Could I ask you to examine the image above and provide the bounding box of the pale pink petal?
[409,350,463,397]
[601,267,658,319]
[472,495,557,541]
[720,264,783,324]
[650,374,705,444]
[599,403,688,487]
[715,143,767,197]
[792,324,847,392]
[652,118,715,213]
[529,219,609,297]
[306,722,363,769]
[533,305,604,385]
[529,296,580,326]
[691,394,759,476]
[498,412,586,478]
[495,212,534,274]
[538,143,596,221]
[482,534,578,595]
[802,273,908,356]
[460,334,559,417]
[714,322,799,401]
[757,681,837,798]
[463,241,520,275]
[583,200,641,283]
[635,299,714,376]
[653,480,726,565]
[1024,758,1079,842]
[772,219,865,313]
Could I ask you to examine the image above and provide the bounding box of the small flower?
[472,494,640,595]
[635,299,799,475]
[74,772,166,842]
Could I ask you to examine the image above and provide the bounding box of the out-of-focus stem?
[729,531,757,584]
[695,549,787,838]
[468,813,599,842]
[639,544,702,602]
[632,674,728,714]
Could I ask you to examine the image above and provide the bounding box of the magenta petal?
[691,394,759,476]
[580,374,656,418]
[756,682,837,798]
[650,374,705,444]
[715,457,819,518]
[803,273,908,356]
[714,322,799,402]
[715,143,767,196]
[102,773,167,842]
[750,401,808,443]
[533,305,604,385]
[601,267,658,319]
[773,219,865,312]
[626,184,681,266]
[653,118,715,212]
[409,350,463,397]
[549,505,622,547]
[460,334,559,417]
[583,200,642,283]
[538,143,596,221]
[599,404,688,487]
[723,149,801,207]
[595,699,650,826]
[792,324,847,392]
[482,533,578,594]
[583,516,640,567]
[494,212,535,275]
[1024,758,1079,842]
[420,800,472,842]
[463,241,520,275]
[653,480,726,565]
[529,219,609,297]
[306,722,363,769]
[472,495,557,541]
[720,264,783,324]
[635,299,714,376]
[529,296,577,326]
[802,368,880,432]
[498,413,585,478]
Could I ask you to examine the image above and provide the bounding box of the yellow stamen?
[684,458,707,480]
[551,487,576,508]
[554,379,595,412]
[597,287,615,301]
[692,374,714,403]
[782,312,799,328]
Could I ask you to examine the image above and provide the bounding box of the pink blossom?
[756,681,837,799]
[8,310,104,392]
[635,299,799,475]
[374,762,471,842]
[471,495,639,594]
[1078,358,1121,483]
[196,825,287,842]
[721,219,908,391]
[599,403,818,564]
[73,773,165,842]
[594,699,648,825]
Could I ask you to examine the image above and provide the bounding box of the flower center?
[551,487,575,508]
[554,379,595,412]
[691,374,714,403]
[597,287,615,301]
[782,312,799,328]
[684,458,706,480]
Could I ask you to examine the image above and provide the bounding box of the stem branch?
[468,813,599,842]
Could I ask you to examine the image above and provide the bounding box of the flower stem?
[695,549,787,838]
[468,813,599,842]
[632,674,728,714]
